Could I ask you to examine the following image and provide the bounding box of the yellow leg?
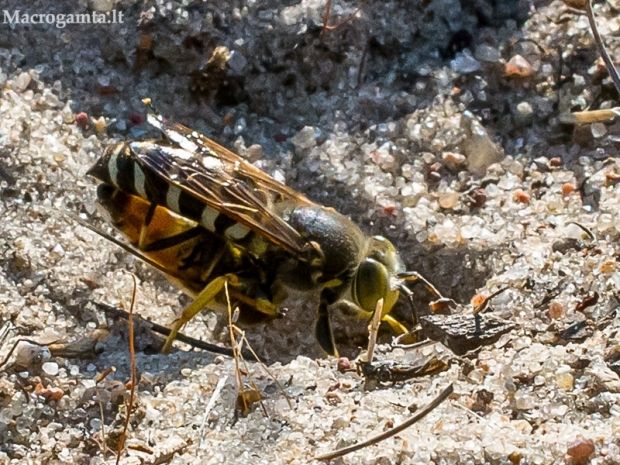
[382,314,409,334]
[162,276,228,354]
[161,274,279,354]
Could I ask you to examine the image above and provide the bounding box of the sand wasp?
[86,104,444,356]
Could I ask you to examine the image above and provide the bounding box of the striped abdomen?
[87,142,256,244]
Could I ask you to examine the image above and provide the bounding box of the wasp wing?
[136,112,316,257]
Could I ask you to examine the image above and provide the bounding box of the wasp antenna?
[141,98,166,130]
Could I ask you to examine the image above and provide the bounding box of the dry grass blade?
[360,298,383,363]
[232,326,292,411]
[199,374,228,446]
[94,367,116,458]
[391,338,436,351]
[315,383,454,461]
[225,282,265,418]
[559,108,620,124]
[0,322,12,350]
[472,287,509,315]
[566,221,596,241]
[320,0,361,39]
[223,282,292,417]
[585,0,620,94]
[116,273,139,465]
[96,366,116,384]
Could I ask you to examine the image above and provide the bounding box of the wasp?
[86,105,445,356]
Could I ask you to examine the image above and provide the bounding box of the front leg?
[315,286,341,357]
[161,274,279,354]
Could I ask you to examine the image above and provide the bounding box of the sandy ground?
[1,0,620,463]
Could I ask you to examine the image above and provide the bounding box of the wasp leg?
[338,299,410,336]
[397,272,445,300]
[315,300,408,357]
[161,274,279,354]
[381,314,409,335]
[316,303,337,357]
[315,286,340,357]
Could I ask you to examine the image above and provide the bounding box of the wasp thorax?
[287,205,368,283]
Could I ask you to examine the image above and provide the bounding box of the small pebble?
[442,151,466,169]
[513,189,531,204]
[246,144,263,162]
[128,112,144,125]
[92,116,107,133]
[475,45,501,63]
[438,190,459,209]
[42,362,59,376]
[35,383,64,402]
[13,342,51,369]
[555,370,574,390]
[600,261,615,273]
[75,112,89,129]
[91,0,114,12]
[591,122,607,138]
[470,188,487,208]
[12,72,31,92]
[567,437,595,460]
[562,183,576,197]
[337,358,352,373]
[505,55,533,77]
[471,292,488,307]
[514,101,534,126]
[451,54,481,74]
[549,301,566,319]
[139,34,154,50]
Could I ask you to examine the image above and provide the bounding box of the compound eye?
[354,258,389,314]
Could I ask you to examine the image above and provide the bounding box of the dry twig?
[472,287,509,315]
[585,0,620,94]
[320,0,361,40]
[116,274,139,465]
[94,366,115,457]
[225,283,265,418]
[95,301,250,358]
[315,384,454,461]
[360,298,383,363]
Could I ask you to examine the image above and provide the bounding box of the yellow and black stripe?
[88,142,255,244]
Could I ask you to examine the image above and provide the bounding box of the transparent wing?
[136,112,316,256]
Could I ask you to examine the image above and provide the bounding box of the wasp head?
[353,236,405,318]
